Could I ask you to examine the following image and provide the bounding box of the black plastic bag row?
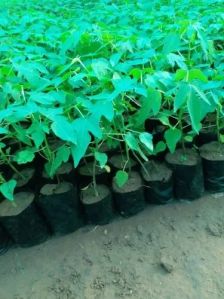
[200,142,224,192]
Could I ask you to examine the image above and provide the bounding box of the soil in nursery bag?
[38,182,83,235]
[165,148,204,200]
[109,154,138,174]
[195,127,218,146]
[0,224,13,255]
[12,168,36,192]
[153,125,166,144]
[141,160,173,204]
[199,141,224,192]
[42,162,76,185]
[144,119,161,133]
[78,162,110,188]
[0,192,49,248]
[98,142,120,156]
[80,184,114,225]
[112,171,145,217]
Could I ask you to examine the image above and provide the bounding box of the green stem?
[0,149,24,179]
[216,106,221,143]
[178,111,186,153]
[92,158,98,197]
[92,141,99,197]
[44,137,52,161]
[125,143,131,174]
[132,151,148,175]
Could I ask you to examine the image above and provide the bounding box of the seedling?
[0,0,223,199]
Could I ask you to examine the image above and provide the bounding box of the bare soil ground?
[1,193,224,299]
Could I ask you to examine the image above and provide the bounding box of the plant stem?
[216,106,221,143]
[0,149,24,179]
[44,137,52,161]
[125,143,131,174]
[92,158,98,197]
[92,141,99,197]
[132,151,148,175]
[178,111,186,153]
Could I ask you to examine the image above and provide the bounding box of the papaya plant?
[0,0,223,199]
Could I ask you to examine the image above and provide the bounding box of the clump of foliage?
[0,0,223,199]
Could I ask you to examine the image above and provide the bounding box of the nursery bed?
[0,193,224,299]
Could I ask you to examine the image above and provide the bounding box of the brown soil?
[40,182,72,196]
[200,141,224,161]
[141,160,172,182]
[81,185,110,205]
[1,193,224,299]
[112,171,142,193]
[165,148,200,166]
[79,162,106,176]
[13,168,35,187]
[0,192,34,217]
[109,155,137,170]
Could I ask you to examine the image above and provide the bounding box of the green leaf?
[6,102,38,123]
[60,30,82,54]
[115,170,128,188]
[51,116,77,145]
[110,53,122,67]
[129,68,143,80]
[86,116,102,139]
[0,179,16,201]
[31,130,45,149]
[71,118,91,167]
[164,128,182,153]
[56,145,70,163]
[91,59,109,79]
[95,152,108,168]
[125,132,148,161]
[154,141,166,154]
[139,132,153,151]
[147,88,162,115]
[133,98,152,127]
[30,91,66,105]
[14,149,35,164]
[184,135,193,142]
[194,26,208,58]
[0,142,6,149]
[174,83,190,112]
[187,92,202,133]
[175,69,208,82]
[175,69,187,81]
[37,107,63,121]
[220,134,224,144]
[158,115,170,126]
[0,127,8,134]
[27,121,46,148]
[163,34,181,54]
[112,77,136,93]
[45,145,70,178]
[125,132,139,151]
[188,69,207,82]
[191,84,210,104]
[91,101,114,122]
[69,73,86,88]
[167,53,186,68]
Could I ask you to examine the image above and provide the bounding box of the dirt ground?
[1,193,224,299]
